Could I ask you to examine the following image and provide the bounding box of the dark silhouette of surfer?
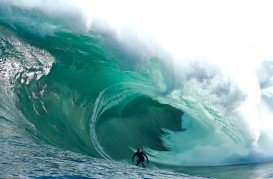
[132,148,149,168]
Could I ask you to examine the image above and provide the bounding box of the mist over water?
[1,0,273,169]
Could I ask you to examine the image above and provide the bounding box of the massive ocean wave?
[1,0,273,170]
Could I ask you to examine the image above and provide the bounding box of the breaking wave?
[1,0,273,167]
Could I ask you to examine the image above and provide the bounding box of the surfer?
[132,148,149,168]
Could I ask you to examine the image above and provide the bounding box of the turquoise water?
[1,1,273,178]
[0,21,198,178]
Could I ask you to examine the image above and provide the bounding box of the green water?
[0,20,182,160]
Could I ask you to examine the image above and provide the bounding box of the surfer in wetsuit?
[132,148,149,168]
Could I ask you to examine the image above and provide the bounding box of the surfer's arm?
[143,153,149,163]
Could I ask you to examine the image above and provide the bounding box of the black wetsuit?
[132,151,149,168]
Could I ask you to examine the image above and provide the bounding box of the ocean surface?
[1,1,273,178]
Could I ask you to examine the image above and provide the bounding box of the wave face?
[1,0,273,167]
